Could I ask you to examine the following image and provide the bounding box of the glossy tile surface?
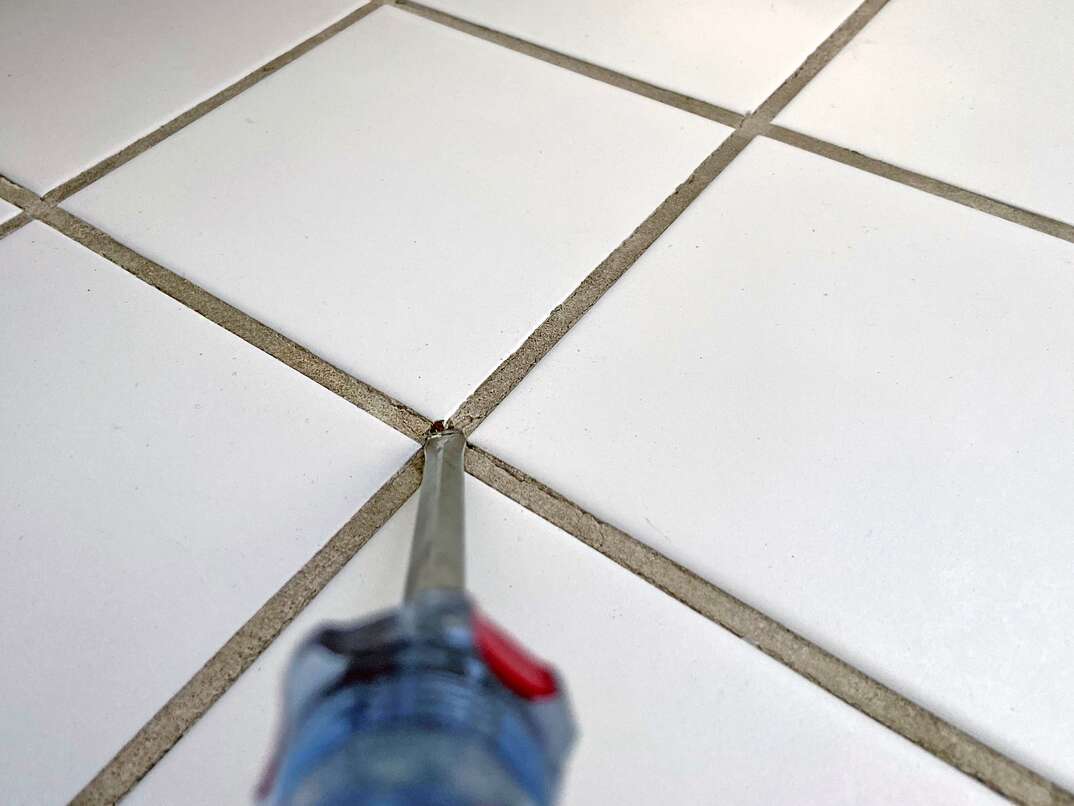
[421,0,859,112]
[128,479,998,805]
[0,223,413,803]
[65,7,727,418]
[5,0,1069,800]
[778,0,1074,221]
[0,0,363,192]
[476,138,1074,786]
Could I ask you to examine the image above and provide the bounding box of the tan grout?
[464,446,1073,806]
[71,451,424,805]
[750,0,889,123]
[764,124,1074,244]
[447,128,753,434]
[0,0,1067,801]
[0,176,432,443]
[0,210,32,240]
[395,0,1074,251]
[447,0,891,435]
[0,174,46,214]
[42,0,390,205]
[394,0,886,129]
[392,0,744,128]
[437,0,1070,799]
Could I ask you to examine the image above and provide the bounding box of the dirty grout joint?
[3,0,1073,804]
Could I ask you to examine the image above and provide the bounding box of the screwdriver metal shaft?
[404,427,466,601]
[261,425,574,806]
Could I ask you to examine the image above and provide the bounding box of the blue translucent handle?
[259,592,574,806]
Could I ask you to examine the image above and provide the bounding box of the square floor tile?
[64,7,728,418]
[0,0,364,192]
[475,138,1074,786]
[777,0,1074,222]
[0,223,414,803]
[420,0,859,113]
[127,478,997,806]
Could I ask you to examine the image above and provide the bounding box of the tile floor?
[1,1,1072,804]
[477,136,1074,787]
[419,0,860,112]
[777,0,1074,222]
[127,479,1000,806]
[0,0,363,193]
[0,223,414,804]
[63,8,725,416]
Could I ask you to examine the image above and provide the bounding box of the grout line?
[392,0,744,128]
[447,128,752,433]
[393,0,887,129]
[42,0,389,205]
[0,174,45,214]
[13,193,1061,800]
[70,451,424,805]
[0,176,432,443]
[447,0,890,434]
[394,0,1074,250]
[749,0,888,123]
[464,446,1073,806]
[764,124,1074,244]
[1,0,1065,800]
[0,210,31,240]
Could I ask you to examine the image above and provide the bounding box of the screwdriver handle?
[257,591,575,806]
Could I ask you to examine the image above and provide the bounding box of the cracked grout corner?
[70,451,424,806]
[3,0,1070,800]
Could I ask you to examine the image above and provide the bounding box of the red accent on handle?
[473,613,558,700]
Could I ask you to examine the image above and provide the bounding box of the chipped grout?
[70,451,424,805]
[464,446,1073,806]
[392,0,744,128]
[441,0,1070,798]
[448,0,892,434]
[2,0,1070,800]
[765,124,1074,244]
[1,176,432,442]
[41,0,390,205]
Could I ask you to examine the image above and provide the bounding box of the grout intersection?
[1,1,1071,803]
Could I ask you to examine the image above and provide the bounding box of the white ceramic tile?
[0,198,18,224]
[778,0,1074,222]
[0,223,414,804]
[421,0,859,113]
[65,7,728,419]
[476,138,1074,787]
[0,0,364,193]
[128,478,997,806]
